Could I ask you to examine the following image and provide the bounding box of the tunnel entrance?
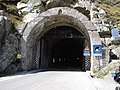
[39,26,86,70]
[21,7,102,73]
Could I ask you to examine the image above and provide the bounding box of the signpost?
[84,46,91,70]
[93,45,102,70]
[93,45,102,56]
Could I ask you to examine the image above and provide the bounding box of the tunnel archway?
[39,26,85,70]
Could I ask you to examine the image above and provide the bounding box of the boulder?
[17,2,27,9]
[27,0,42,7]
[98,8,106,19]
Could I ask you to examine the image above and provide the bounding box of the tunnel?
[21,7,102,74]
[39,26,86,70]
[19,7,103,74]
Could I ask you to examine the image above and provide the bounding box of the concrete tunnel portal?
[21,7,102,73]
[38,26,86,70]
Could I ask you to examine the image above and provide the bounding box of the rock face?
[0,16,5,51]
[0,16,20,73]
[0,34,18,72]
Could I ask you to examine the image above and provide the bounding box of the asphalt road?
[0,70,119,90]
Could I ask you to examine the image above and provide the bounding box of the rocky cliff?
[0,16,21,75]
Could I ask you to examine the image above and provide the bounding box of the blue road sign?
[93,45,102,56]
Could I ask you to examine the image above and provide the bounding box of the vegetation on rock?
[97,0,120,29]
[0,2,22,27]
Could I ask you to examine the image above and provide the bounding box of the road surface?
[0,70,119,90]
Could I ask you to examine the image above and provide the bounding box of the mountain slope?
[97,0,120,29]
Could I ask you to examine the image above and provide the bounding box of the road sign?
[84,46,90,56]
[93,45,102,56]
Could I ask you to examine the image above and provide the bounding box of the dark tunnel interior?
[50,38,84,69]
[40,26,85,70]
